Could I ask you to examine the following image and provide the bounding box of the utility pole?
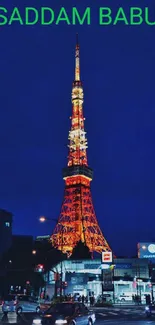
[112,256,115,303]
[39,216,65,299]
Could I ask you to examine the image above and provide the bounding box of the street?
[0,305,154,325]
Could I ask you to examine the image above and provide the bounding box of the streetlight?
[39,216,58,223]
[39,216,48,223]
[32,250,36,255]
[39,216,64,298]
[39,216,46,222]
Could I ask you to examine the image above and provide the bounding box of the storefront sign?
[102,252,112,263]
[84,263,100,269]
[115,263,132,269]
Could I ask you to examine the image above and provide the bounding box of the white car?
[118,294,133,302]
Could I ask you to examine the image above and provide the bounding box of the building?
[0,209,13,259]
[51,35,111,256]
[12,235,33,249]
[35,235,50,243]
[45,258,153,301]
[34,235,51,256]
[8,235,34,268]
[138,242,155,300]
[0,234,34,296]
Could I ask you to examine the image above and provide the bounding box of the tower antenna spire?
[75,33,80,81]
[76,32,79,46]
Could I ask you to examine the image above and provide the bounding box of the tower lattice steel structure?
[51,35,111,256]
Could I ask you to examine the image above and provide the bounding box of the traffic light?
[35,264,44,272]
[62,281,67,288]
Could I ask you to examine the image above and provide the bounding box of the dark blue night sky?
[0,0,155,256]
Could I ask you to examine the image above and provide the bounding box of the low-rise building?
[0,209,13,260]
[45,257,153,301]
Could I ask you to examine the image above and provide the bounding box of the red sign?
[102,252,112,263]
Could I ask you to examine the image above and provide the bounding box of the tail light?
[13,300,17,305]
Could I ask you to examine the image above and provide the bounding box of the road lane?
[0,305,154,325]
[0,320,155,325]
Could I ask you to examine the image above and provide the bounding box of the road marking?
[8,313,17,324]
[122,309,134,312]
[98,312,107,316]
[108,312,118,315]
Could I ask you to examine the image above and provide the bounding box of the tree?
[71,240,91,259]
[33,241,67,272]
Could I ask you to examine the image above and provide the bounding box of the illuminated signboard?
[138,242,155,260]
[102,251,112,263]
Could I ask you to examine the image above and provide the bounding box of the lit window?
[5,222,10,227]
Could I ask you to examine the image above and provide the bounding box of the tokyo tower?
[51,35,111,256]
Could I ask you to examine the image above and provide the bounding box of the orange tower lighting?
[51,35,112,256]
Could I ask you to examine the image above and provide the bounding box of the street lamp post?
[151,283,154,303]
[39,216,65,299]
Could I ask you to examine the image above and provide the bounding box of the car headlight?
[145,307,150,311]
[55,320,67,324]
[33,319,42,324]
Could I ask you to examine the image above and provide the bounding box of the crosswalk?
[98,312,119,316]
[0,313,17,324]
[96,306,146,319]
[98,313,107,316]
[0,312,35,324]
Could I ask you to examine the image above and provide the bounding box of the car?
[40,301,51,312]
[97,294,112,303]
[2,295,17,314]
[2,295,40,315]
[16,295,40,314]
[118,294,133,302]
[32,302,96,325]
[145,304,155,317]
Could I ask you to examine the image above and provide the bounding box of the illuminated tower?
[51,35,111,256]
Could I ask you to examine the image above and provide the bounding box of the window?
[48,303,74,315]
[5,222,10,227]
[4,295,16,302]
[18,296,29,302]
